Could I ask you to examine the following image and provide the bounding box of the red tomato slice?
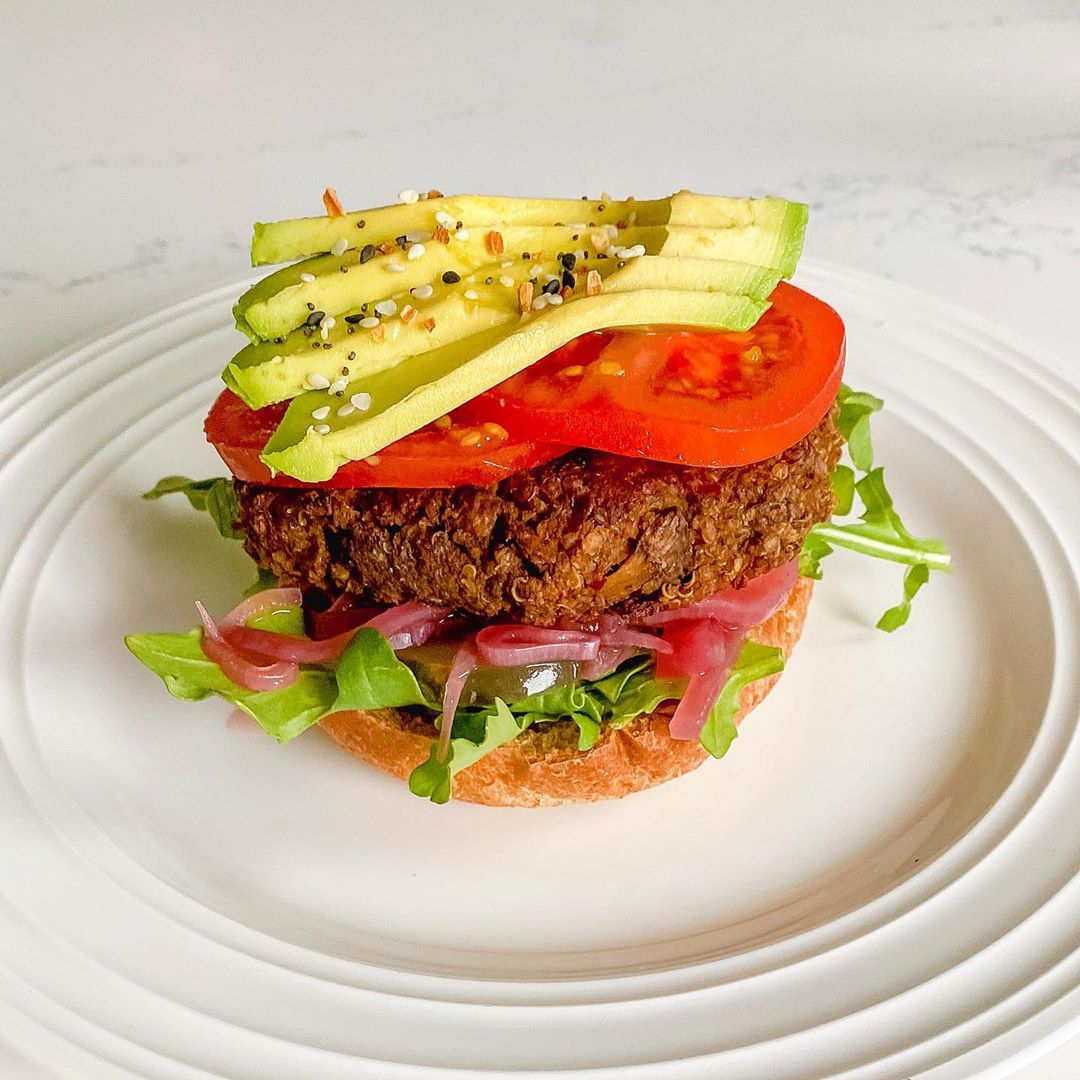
[478,282,845,467]
[205,390,567,488]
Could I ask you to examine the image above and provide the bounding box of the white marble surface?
[2,1,1079,1076]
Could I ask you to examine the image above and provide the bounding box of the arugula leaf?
[877,563,931,632]
[332,628,434,712]
[699,640,784,758]
[834,384,884,472]
[409,699,526,804]
[143,476,241,540]
[809,468,951,572]
[829,464,855,516]
[124,629,336,742]
[805,385,950,628]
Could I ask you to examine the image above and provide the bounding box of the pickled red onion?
[475,625,601,666]
[668,668,729,741]
[196,601,299,692]
[642,560,799,629]
[364,602,447,650]
[224,624,356,664]
[437,641,478,762]
[656,619,741,679]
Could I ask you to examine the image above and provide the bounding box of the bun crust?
[319,577,814,806]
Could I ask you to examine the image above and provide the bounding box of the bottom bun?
[320,577,814,807]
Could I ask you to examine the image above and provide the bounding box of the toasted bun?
[320,577,814,807]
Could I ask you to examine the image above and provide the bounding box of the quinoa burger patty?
[237,411,842,624]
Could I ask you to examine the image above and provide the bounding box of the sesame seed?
[308,423,331,435]
[542,279,560,295]
[455,228,470,240]
[547,293,564,306]
[501,260,514,269]
[305,309,325,328]
[499,274,515,287]
[435,211,455,227]
[407,243,426,261]
[623,243,646,258]
[442,270,461,284]
[411,283,434,299]
[604,223,619,240]
[532,294,549,310]
[359,243,376,263]
[568,222,587,231]
[321,342,332,349]
[329,378,348,394]
[351,392,372,411]
[560,252,577,270]
[374,299,397,316]
[299,272,316,283]
[330,238,349,256]
[305,372,331,389]
[359,316,380,328]
[406,230,431,243]
[311,405,331,420]
[463,289,479,300]
[337,403,356,417]
[398,189,420,204]
[387,260,406,272]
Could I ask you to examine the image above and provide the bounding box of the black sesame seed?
[456,220,463,229]
[395,234,408,249]
[442,270,461,284]
[306,302,316,312]
[361,303,369,312]
[311,342,320,349]
[305,309,325,327]
[322,342,332,349]
[340,264,348,273]
[561,270,576,289]
[344,314,364,324]
[560,252,577,270]
[543,279,560,295]
[356,219,366,228]
[359,243,376,263]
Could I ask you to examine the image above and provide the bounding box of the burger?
[127,188,950,806]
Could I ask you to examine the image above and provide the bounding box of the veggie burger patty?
[236,410,842,624]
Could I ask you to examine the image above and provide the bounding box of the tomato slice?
[478,282,845,467]
[205,390,567,488]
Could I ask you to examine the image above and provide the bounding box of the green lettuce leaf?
[143,476,241,540]
[699,641,784,758]
[124,629,336,742]
[834,384,884,472]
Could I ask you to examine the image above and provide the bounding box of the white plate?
[1,261,1079,1079]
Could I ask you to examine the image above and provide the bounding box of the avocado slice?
[260,288,768,482]
[238,218,801,342]
[226,256,783,409]
[251,191,799,266]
